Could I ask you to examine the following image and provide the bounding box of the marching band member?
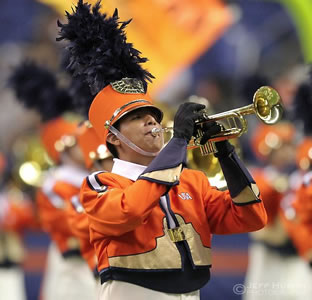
[66,121,113,278]
[61,57,113,278]
[281,82,312,268]
[0,155,37,300]
[281,138,312,266]
[242,73,312,297]
[58,1,267,299]
[242,122,312,300]
[8,61,97,300]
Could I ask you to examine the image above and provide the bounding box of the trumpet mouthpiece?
[151,128,161,136]
[151,127,173,137]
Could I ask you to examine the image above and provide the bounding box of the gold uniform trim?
[233,185,259,204]
[67,237,81,250]
[108,214,211,269]
[0,232,25,263]
[305,249,312,262]
[142,164,183,183]
[167,227,185,242]
[108,227,182,269]
[174,214,211,266]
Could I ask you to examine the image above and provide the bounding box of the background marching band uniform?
[244,122,312,299]
[0,154,37,300]
[58,1,267,299]
[281,81,312,268]
[8,60,97,300]
[60,60,114,278]
[66,121,113,277]
[281,138,312,263]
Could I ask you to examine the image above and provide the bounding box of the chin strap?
[109,125,160,157]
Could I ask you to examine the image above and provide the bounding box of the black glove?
[198,121,222,145]
[173,102,205,143]
[214,140,235,158]
[198,122,234,158]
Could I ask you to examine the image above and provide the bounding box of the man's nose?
[145,114,157,125]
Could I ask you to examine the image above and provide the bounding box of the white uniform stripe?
[71,195,84,213]
[303,171,312,186]
[42,176,65,209]
[49,194,65,209]
[160,196,176,229]
[88,171,105,191]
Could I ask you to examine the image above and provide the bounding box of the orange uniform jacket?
[81,138,267,293]
[36,165,88,257]
[251,167,283,225]
[0,192,37,267]
[250,167,299,256]
[67,195,97,273]
[1,196,37,233]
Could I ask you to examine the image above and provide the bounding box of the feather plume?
[57,0,154,96]
[8,60,73,122]
[61,50,94,118]
[68,75,94,118]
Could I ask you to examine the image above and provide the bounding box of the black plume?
[8,60,73,122]
[61,49,94,118]
[294,82,312,135]
[68,74,94,118]
[57,0,154,96]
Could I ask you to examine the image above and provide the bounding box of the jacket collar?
[111,158,146,181]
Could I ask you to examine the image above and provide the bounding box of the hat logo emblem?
[110,78,145,94]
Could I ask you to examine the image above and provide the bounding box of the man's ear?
[107,133,121,146]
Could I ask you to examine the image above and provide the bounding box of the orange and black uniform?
[81,138,267,293]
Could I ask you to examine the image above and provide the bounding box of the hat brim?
[115,105,163,125]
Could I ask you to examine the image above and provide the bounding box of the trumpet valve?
[200,141,217,156]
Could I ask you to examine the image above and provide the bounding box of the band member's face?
[118,107,164,157]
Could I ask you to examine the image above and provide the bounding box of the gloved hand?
[198,122,234,157]
[173,102,205,143]
[198,121,222,145]
[214,140,235,158]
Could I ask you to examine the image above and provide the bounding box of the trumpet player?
[58,1,267,299]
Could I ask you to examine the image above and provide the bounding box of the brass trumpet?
[152,86,283,156]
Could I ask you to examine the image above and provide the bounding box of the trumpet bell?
[253,86,283,125]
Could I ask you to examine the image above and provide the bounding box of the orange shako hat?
[57,0,163,149]
[76,121,112,169]
[8,60,78,163]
